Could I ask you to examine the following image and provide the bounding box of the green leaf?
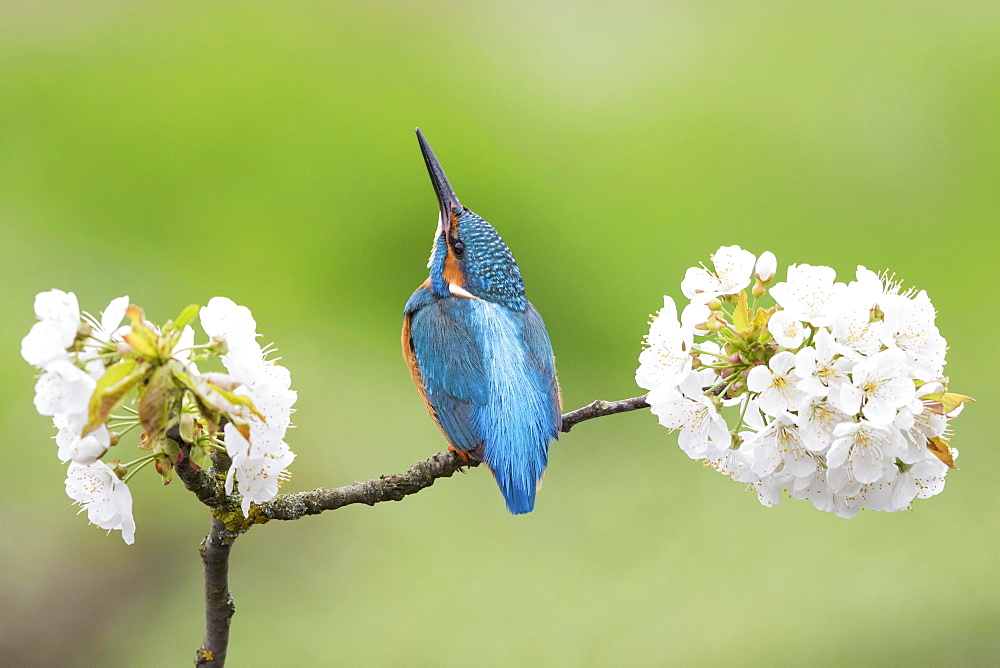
[753,307,772,332]
[159,437,180,461]
[189,444,212,471]
[733,290,751,333]
[230,419,252,442]
[123,323,160,359]
[154,455,174,484]
[174,304,200,330]
[179,413,196,443]
[125,304,145,324]
[139,364,175,440]
[210,385,265,421]
[84,359,148,435]
[174,364,263,421]
[925,392,975,414]
[927,436,958,470]
[172,362,263,435]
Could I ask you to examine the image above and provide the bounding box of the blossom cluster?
[637,246,971,518]
[22,291,296,543]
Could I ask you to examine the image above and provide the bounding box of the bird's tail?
[486,452,546,515]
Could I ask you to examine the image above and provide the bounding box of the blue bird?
[402,129,562,515]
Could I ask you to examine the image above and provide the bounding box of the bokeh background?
[2,2,998,665]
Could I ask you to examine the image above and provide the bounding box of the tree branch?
[194,518,237,666]
[258,449,478,521]
[559,395,650,432]
[188,394,649,666]
[171,423,229,510]
[176,452,228,509]
[256,395,649,522]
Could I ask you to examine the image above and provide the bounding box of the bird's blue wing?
[521,301,562,433]
[461,299,560,514]
[407,292,489,454]
[404,291,561,514]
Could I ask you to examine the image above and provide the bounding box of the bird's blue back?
[404,209,561,514]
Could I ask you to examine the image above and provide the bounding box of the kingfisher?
[402,129,562,515]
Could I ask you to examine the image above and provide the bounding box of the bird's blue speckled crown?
[455,210,526,311]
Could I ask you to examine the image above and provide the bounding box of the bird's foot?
[448,444,471,473]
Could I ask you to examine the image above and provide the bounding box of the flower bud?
[707,298,722,311]
[917,382,945,397]
[210,336,229,356]
[154,455,174,485]
[752,280,767,298]
[727,352,742,365]
[754,251,777,284]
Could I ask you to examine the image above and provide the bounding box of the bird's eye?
[452,239,465,257]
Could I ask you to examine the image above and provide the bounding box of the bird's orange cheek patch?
[443,251,465,287]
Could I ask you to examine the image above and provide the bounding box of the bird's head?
[417,129,526,311]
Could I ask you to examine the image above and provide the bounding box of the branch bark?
[170,422,229,510]
[176,453,227,509]
[256,395,649,522]
[194,518,237,666]
[190,394,648,665]
[559,395,650,432]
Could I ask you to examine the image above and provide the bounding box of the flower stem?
[733,395,753,435]
[123,455,157,482]
[110,421,142,438]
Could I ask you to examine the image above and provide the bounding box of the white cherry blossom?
[65,461,136,545]
[54,413,110,464]
[827,421,900,485]
[680,245,756,303]
[879,291,946,380]
[754,251,777,283]
[204,297,298,515]
[200,297,259,356]
[879,457,947,511]
[21,289,81,370]
[864,453,950,512]
[637,249,969,518]
[795,395,849,453]
[680,301,711,331]
[769,264,845,327]
[746,351,807,417]
[636,296,694,393]
[794,328,853,397]
[788,469,834,513]
[831,303,884,357]
[894,399,948,462]
[650,393,730,460]
[841,266,885,311]
[707,445,754,481]
[767,310,805,349]
[752,473,786,507]
[227,445,296,516]
[81,295,130,357]
[222,372,296,515]
[835,348,915,425]
[32,359,96,417]
[745,413,817,479]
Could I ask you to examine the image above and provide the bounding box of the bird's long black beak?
[416,128,461,233]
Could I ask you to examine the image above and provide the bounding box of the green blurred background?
[2,2,997,665]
